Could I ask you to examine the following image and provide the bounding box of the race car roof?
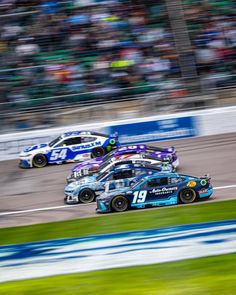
[62,131,109,138]
[112,162,162,172]
[117,145,174,153]
[141,172,180,180]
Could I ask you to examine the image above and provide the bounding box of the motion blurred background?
[0,0,235,132]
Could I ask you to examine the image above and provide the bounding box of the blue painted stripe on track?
[0,219,235,282]
[0,219,235,249]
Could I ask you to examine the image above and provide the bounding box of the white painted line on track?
[0,184,236,217]
[214,184,236,190]
[0,204,90,216]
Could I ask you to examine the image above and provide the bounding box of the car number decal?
[50,149,67,161]
[132,191,147,203]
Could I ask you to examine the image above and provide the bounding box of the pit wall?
[1,106,236,161]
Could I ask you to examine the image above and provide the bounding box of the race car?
[67,152,173,183]
[19,131,119,168]
[64,162,168,204]
[67,144,178,181]
[96,173,213,213]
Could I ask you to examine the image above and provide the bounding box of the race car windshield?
[102,150,116,162]
[49,136,63,147]
[96,171,107,181]
[99,160,112,172]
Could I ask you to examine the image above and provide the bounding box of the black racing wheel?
[79,188,96,203]
[32,154,48,168]
[111,195,129,212]
[91,147,105,158]
[179,188,197,204]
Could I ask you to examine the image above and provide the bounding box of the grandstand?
[0,0,235,132]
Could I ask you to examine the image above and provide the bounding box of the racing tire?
[32,154,48,168]
[111,195,129,212]
[79,188,96,203]
[91,147,105,158]
[179,188,197,204]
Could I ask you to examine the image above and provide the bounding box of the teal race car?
[96,172,213,213]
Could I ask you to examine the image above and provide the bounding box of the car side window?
[64,137,82,146]
[142,154,156,160]
[146,177,169,188]
[134,160,152,165]
[81,137,96,143]
[113,170,133,180]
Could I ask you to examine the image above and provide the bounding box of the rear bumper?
[199,187,213,199]
[172,158,179,169]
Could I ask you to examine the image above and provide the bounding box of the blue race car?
[19,131,119,168]
[64,162,169,204]
[96,173,213,213]
[67,153,173,183]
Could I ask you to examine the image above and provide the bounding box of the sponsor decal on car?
[71,141,102,151]
[187,181,197,187]
[151,187,178,194]
[199,188,209,194]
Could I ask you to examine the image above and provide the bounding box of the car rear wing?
[110,132,119,139]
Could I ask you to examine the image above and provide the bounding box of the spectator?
[0,0,234,109]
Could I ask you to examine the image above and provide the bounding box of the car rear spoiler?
[200,174,211,180]
[110,132,119,139]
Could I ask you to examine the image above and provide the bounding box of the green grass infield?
[0,254,235,294]
[0,199,235,246]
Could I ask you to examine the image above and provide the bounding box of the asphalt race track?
[0,133,236,228]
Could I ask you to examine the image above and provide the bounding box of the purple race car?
[67,144,179,183]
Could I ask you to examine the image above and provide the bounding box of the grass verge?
[0,199,235,246]
[0,254,235,294]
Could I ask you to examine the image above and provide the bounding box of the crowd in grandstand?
[0,0,235,107]
[184,0,236,89]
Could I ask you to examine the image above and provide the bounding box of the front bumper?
[19,159,31,168]
[64,193,79,204]
[96,199,111,213]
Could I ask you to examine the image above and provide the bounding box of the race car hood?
[23,143,48,153]
[65,176,96,192]
[73,175,96,187]
[72,157,103,172]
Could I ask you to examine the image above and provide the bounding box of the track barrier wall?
[0,106,236,161]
